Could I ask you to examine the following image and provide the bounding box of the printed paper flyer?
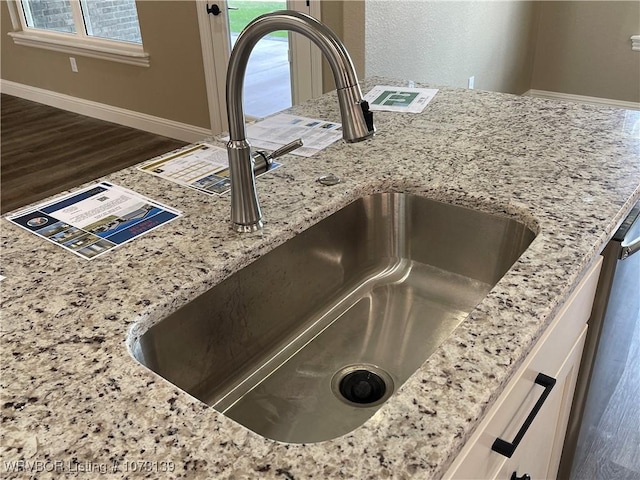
[138,142,280,195]
[364,85,439,113]
[223,114,343,157]
[6,182,182,260]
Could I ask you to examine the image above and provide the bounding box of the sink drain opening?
[332,364,394,407]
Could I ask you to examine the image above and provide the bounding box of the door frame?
[287,0,323,106]
[196,0,322,135]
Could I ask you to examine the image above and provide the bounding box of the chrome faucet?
[226,11,375,232]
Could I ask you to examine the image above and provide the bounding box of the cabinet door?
[445,257,601,480]
[499,327,587,480]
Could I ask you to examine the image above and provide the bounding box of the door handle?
[206,3,238,16]
[616,201,640,260]
[491,373,556,458]
[620,235,640,260]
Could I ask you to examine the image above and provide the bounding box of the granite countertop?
[2,79,639,479]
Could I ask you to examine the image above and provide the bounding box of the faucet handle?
[271,138,304,159]
[252,138,304,175]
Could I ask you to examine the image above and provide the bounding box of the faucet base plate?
[233,221,264,233]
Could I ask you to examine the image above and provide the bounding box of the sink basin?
[131,193,536,443]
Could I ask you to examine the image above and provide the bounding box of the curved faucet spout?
[226,10,375,232]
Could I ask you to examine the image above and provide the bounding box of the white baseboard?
[525,89,640,111]
[0,80,211,142]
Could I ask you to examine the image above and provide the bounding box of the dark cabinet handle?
[491,373,556,458]
[511,473,531,480]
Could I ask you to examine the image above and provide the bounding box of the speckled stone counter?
[2,79,639,479]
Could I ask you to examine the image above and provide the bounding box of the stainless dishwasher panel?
[559,199,640,478]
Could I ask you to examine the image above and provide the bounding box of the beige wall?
[364,1,539,94]
[320,1,365,93]
[1,1,211,128]
[3,0,637,136]
[363,0,639,102]
[531,1,640,103]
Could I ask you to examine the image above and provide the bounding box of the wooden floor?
[1,94,187,214]
[570,251,640,480]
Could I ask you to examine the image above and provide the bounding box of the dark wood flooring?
[570,251,640,480]
[1,94,187,214]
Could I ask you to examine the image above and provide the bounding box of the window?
[7,0,149,66]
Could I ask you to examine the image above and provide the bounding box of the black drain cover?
[339,369,387,405]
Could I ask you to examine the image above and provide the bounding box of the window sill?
[8,30,150,67]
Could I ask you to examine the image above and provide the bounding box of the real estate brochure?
[364,85,439,113]
[138,142,280,196]
[6,182,182,260]
[224,114,343,157]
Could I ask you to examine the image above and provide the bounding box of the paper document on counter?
[225,114,343,157]
[138,142,280,195]
[364,85,438,113]
[6,182,182,260]
[140,143,230,195]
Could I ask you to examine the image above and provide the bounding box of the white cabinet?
[445,257,602,480]
[498,327,586,480]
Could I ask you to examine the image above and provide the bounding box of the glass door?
[199,0,322,134]
[227,1,292,118]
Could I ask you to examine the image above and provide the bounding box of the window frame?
[6,0,149,67]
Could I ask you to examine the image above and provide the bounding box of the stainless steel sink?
[131,193,536,443]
